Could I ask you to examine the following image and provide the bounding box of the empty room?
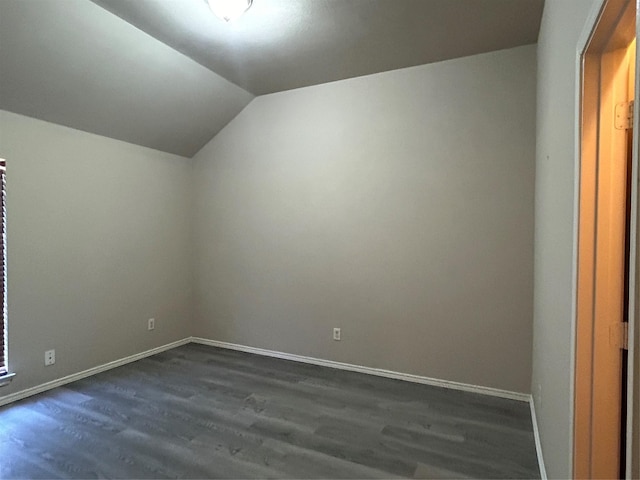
[0,0,638,478]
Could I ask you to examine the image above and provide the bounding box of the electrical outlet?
[44,349,55,366]
[333,328,341,341]
[148,318,155,331]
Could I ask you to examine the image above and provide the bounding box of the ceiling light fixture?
[205,0,253,23]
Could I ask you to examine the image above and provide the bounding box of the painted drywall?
[532,0,602,477]
[93,0,543,95]
[0,111,193,398]
[192,45,536,393]
[0,0,254,157]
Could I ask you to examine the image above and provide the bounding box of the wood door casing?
[575,50,599,480]
[575,35,636,480]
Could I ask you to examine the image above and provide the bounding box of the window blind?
[0,160,6,375]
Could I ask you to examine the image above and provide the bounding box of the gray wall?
[192,45,536,393]
[0,110,193,397]
[532,0,601,477]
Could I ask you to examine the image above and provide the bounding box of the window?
[0,160,6,377]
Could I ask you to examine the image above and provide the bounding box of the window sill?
[0,372,15,387]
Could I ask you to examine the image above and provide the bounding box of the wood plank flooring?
[0,343,540,479]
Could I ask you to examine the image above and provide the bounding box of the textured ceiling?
[0,0,543,156]
[0,0,253,157]
[92,0,544,95]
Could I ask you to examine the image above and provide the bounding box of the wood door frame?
[573,0,639,477]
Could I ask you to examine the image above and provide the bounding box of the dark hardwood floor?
[0,343,540,479]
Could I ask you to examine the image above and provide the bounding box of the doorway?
[575,0,638,478]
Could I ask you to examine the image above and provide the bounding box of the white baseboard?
[190,337,530,402]
[0,334,532,404]
[1,335,543,474]
[0,337,191,407]
[529,396,548,479]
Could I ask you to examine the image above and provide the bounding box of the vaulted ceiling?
[0,0,253,157]
[0,0,544,157]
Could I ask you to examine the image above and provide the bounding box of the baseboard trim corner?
[529,395,548,479]
[190,337,530,402]
[0,337,191,407]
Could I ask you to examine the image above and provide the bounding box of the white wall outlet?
[44,349,55,366]
[148,318,155,331]
[333,327,341,341]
